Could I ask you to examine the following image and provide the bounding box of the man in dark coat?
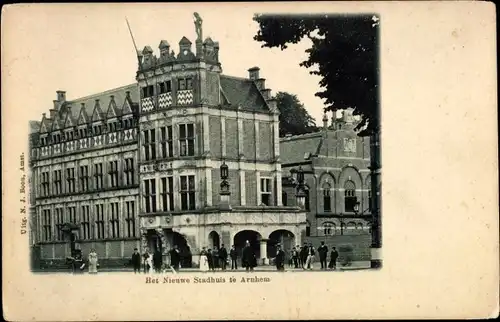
[131,248,141,274]
[153,249,163,273]
[275,244,285,271]
[207,249,215,271]
[169,245,181,272]
[292,246,299,268]
[329,247,339,270]
[318,241,329,270]
[218,244,228,271]
[230,245,238,270]
[142,248,151,273]
[242,240,256,272]
[212,247,219,269]
[300,242,308,269]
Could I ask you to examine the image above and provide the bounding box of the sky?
[4,4,334,125]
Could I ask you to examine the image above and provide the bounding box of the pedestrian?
[131,248,141,274]
[230,245,238,270]
[292,246,299,268]
[169,245,181,272]
[300,242,308,269]
[329,247,339,270]
[88,248,98,274]
[305,243,315,270]
[207,249,215,271]
[212,247,219,269]
[153,248,163,273]
[242,240,256,272]
[218,244,228,271]
[199,247,209,272]
[318,241,329,270]
[275,244,285,271]
[142,248,151,274]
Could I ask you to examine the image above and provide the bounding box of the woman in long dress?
[199,247,209,272]
[88,249,98,274]
[145,253,153,274]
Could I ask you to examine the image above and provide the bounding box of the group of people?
[288,241,339,270]
[131,245,182,274]
[67,248,99,274]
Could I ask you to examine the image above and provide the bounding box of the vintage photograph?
[27,11,381,275]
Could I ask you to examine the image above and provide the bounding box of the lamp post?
[219,161,230,209]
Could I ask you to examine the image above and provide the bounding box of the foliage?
[275,91,318,137]
[254,14,380,136]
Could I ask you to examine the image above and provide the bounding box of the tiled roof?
[63,83,139,119]
[219,75,269,112]
[280,132,323,165]
[29,121,40,134]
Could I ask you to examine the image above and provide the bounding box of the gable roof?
[106,95,121,118]
[219,75,269,112]
[91,100,105,122]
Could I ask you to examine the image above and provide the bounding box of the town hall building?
[28,15,307,269]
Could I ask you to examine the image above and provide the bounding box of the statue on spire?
[193,12,203,42]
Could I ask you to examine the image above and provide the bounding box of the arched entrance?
[268,230,295,259]
[146,229,162,253]
[233,230,262,266]
[208,231,220,250]
[172,231,193,268]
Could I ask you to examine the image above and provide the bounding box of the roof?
[29,121,40,134]
[219,75,269,112]
[279,132,323,165]
[63,83,139,119]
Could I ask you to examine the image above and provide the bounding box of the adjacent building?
[280,110,372,260]
[28,18,307,269]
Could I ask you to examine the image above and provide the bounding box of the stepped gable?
[219,75,269,111]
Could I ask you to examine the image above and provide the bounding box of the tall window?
[125,201,136,237]
[94,163,103,190]
[160,126,173,158]
[143,179,157,213]
[158,81,172,94]
[344,181,357,212]
[304,188,310,211]
[109,202,120,238]
[160,177,174,211]
[323,183,332,212]
[95,204,105,239]
[52,132,61,143]
[42,209,52,241]
[78,127,88,138]
[179,124,195,156]
[178,77,193,90]
[55,208,64,240]
[260,178,272,206]
[124,158,135,186]
[40,136,47,146]
[108,121,119,132]
[92,124,103,136]
[66,167,76,193]
[81,205,91,240]
[79,165,89,192]
[68,206,76,223]
[41,171,50,196]
[323,222,335,236]
[180,175,195,210]
[108,160,119,188]
[53,170,62,195]
[141,85,154,98]
[65,130,74,141]
[368,190,372,212]
[122,118,133,129]
[282,191,288,206]
[143,129,156,161]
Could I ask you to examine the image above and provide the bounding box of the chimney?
[56,90,66,103]
[255,78,266,91]
[49,109,57,119]
[261,89,271,100]
[53,100,59,110]
[42,113,46,118]
[266,98,278,113]
[248,67,260,80]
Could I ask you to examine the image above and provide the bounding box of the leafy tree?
[275,91,318,137]
[253,14,380,136]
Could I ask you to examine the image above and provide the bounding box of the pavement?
[32,261,371,274]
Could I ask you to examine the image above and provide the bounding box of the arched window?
[306,220,311,237]
[323,222,335,236]
[344,180,357,212]
[282,191,288,206]
[322,182,332,212]
[304,187,310,211]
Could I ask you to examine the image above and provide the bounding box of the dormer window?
[52,133,61,144]
[93,124,103,136]
[40,137,47,146]
[66,131,74,141]
[79,128,87,138]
